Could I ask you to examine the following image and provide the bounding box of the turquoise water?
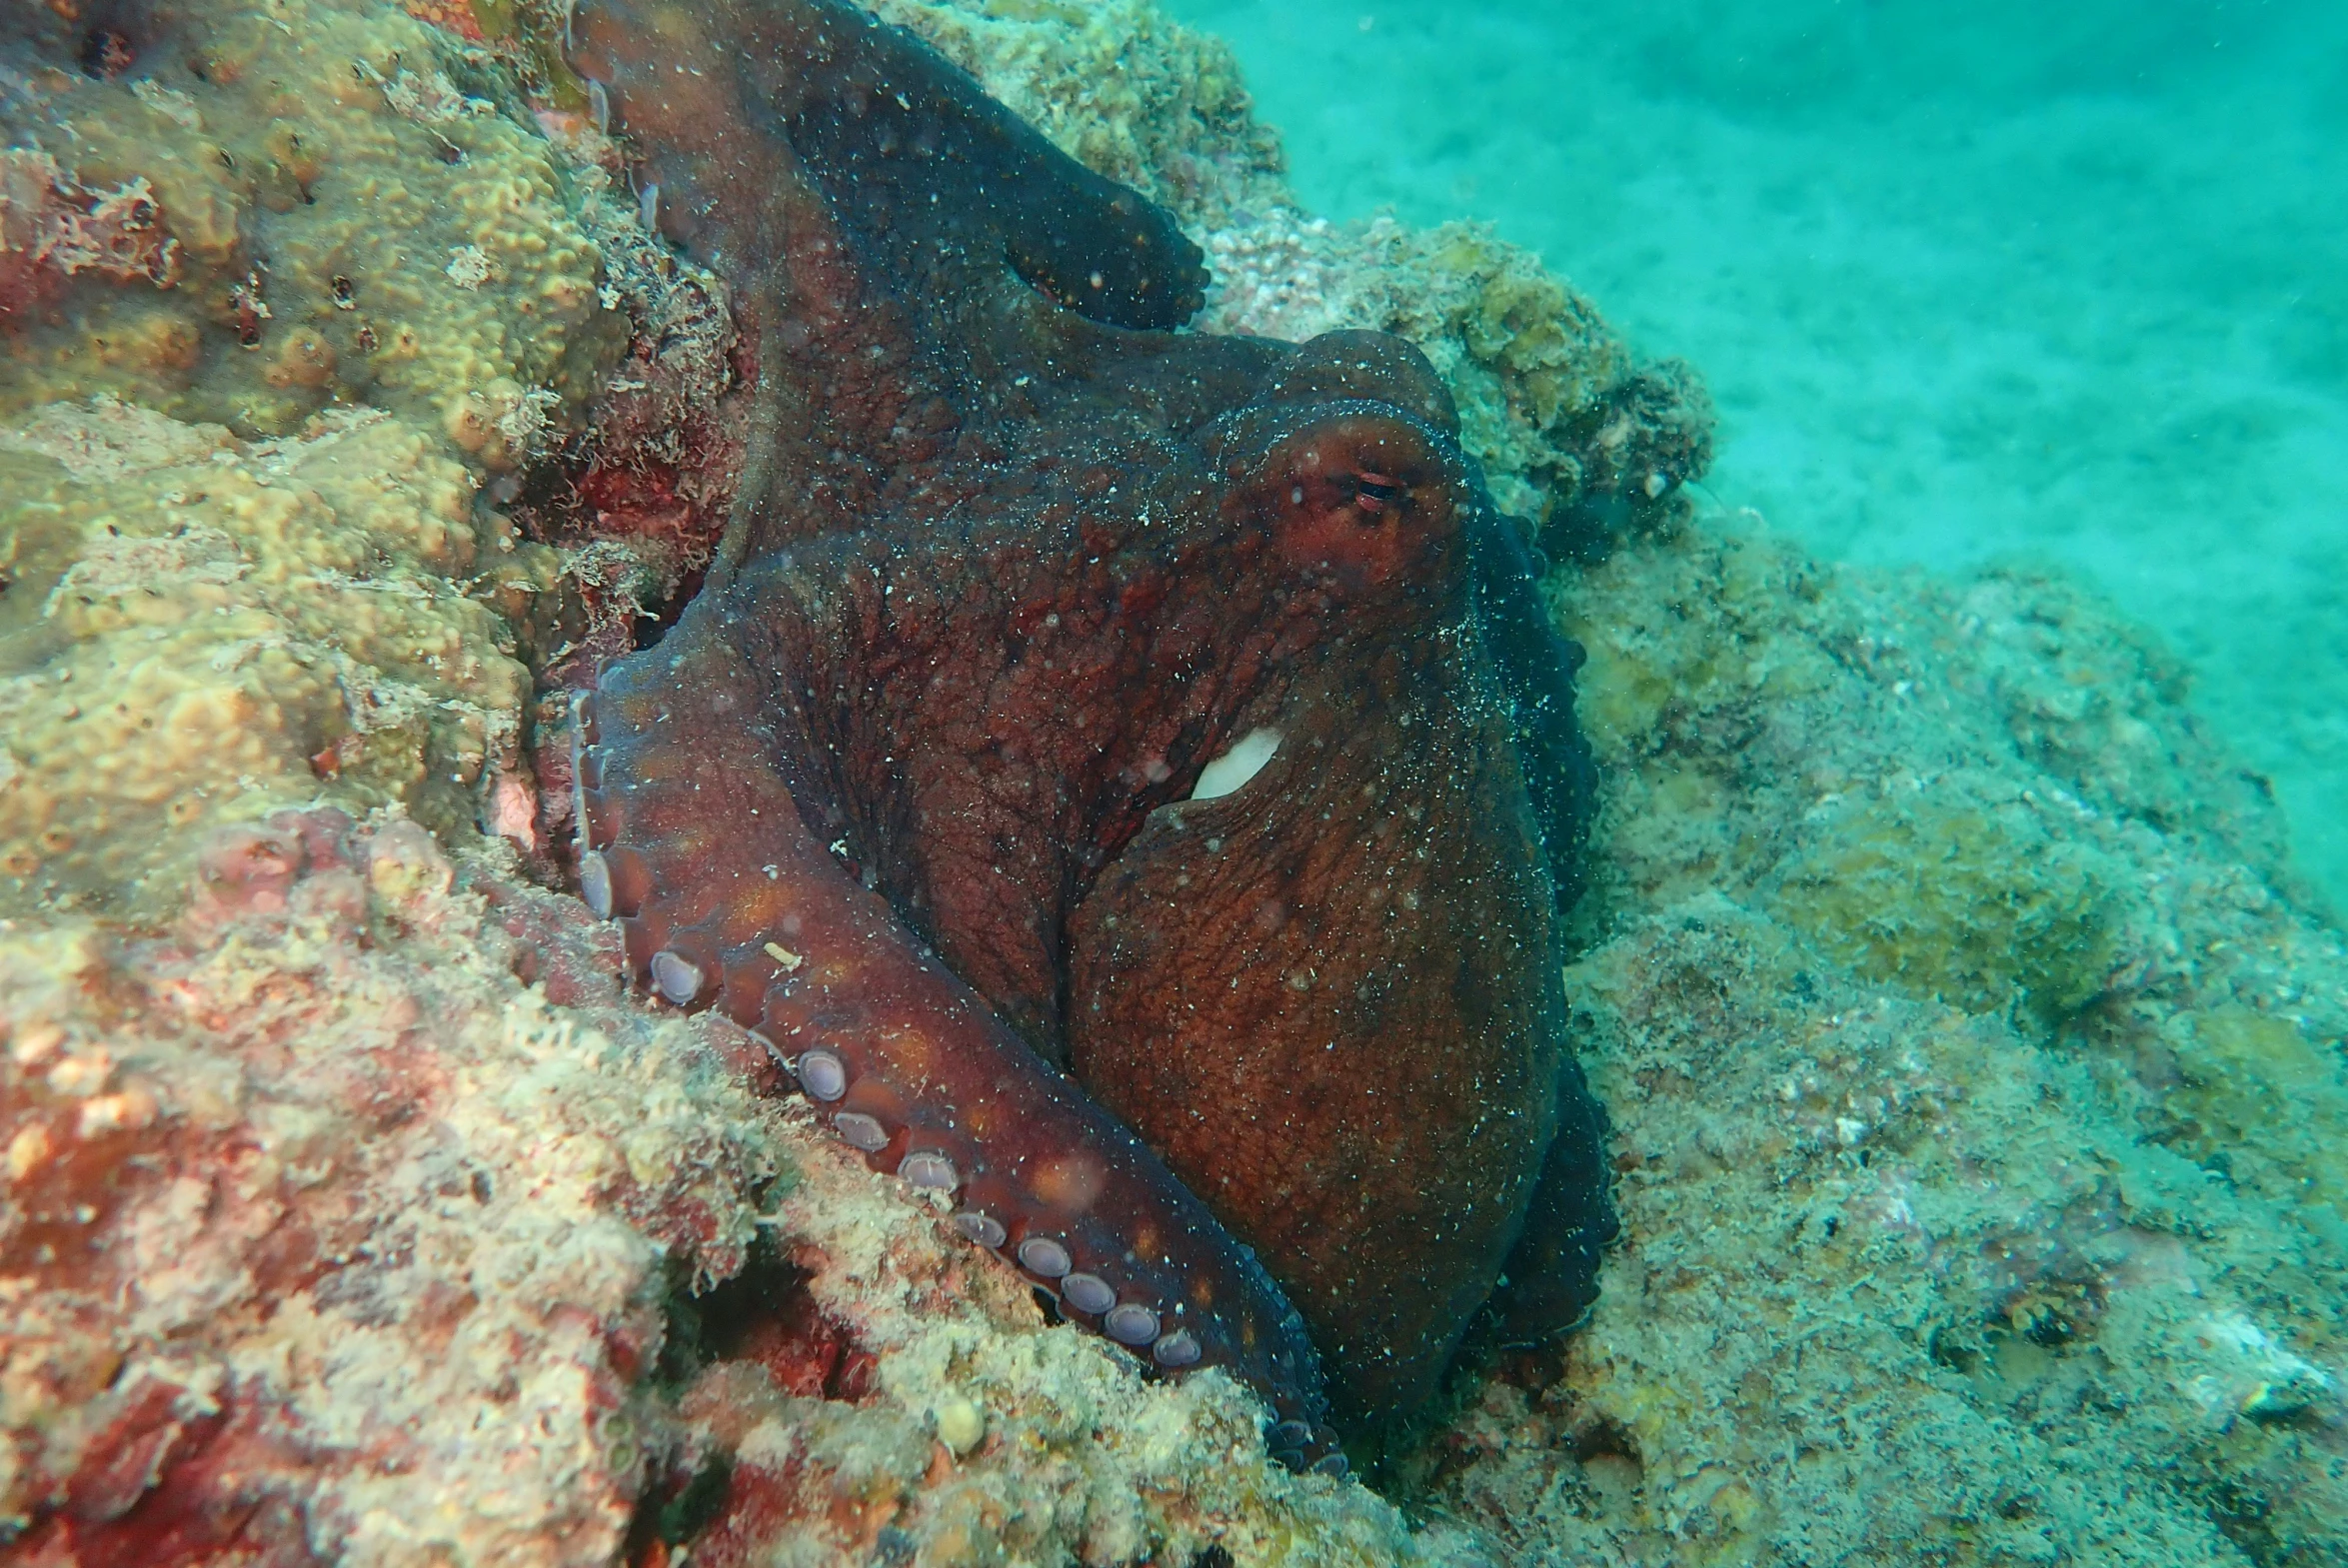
[1169,0,2348,913]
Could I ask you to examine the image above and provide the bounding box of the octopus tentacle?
[574,589,1341,1466]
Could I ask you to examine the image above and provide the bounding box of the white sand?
[1169,0,2348,913]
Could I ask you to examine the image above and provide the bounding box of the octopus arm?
[574,582,1337,1458]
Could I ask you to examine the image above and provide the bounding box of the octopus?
[567,0,1614,1471]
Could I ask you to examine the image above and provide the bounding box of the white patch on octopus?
[1189,727,1281,800]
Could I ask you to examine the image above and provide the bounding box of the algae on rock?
[0,810,1449,1564]
[1769,776,2135,1024]
[0,814,774,1565]
[1423,896,2338,1566]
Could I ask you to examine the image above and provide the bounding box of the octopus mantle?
[568,0,1613,1465]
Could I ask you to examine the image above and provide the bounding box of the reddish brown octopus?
[568,0,1613,1468]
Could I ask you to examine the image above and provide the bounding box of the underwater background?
[1171,0,2348,917]
[7,0,2348,1559]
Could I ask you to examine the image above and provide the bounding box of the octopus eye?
[1352,472,1402,518]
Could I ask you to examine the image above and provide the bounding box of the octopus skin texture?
[567,0,1615,1464]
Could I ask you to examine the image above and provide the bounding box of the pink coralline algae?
[2,808,1427,1566]
[0,150,180,322]
[0,809,778,1564]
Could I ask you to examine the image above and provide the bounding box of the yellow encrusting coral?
[0,399,560,916]
[0,0,623,456]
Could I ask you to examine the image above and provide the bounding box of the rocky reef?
[3,0,2343,1564]
[1420,534,2348,1564]
[2,804,1446,1563]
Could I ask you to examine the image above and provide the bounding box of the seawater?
[1169,0,2348,915]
